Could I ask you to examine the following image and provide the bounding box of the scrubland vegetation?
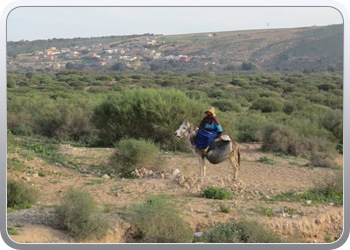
[8,70,342,162]
[7,69,343,243]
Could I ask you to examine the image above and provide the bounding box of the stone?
[32,173,39,178]
[172,168,180,176]
[102,174,110,179]
[22,176,30,181]
[306,200,312,204]
[194,232,204,238]
[178,175,185,185]
[273,207,282,213]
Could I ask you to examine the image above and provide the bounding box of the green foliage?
[283,97,311,115]
[7,179,38,209]
[261,123,299,155]
[202,185,234,200]
[258,156,277,165]
[336,144,343,154]
[320,109,343,143]
[196,219,292,243]
[234,112,269,142]
[211,99,243,112]
[250,97,283,113]
[230,78,249,86]
[129,194,193,243]
[54,188,114,241]
[109,138,160,174]
[272,188,343,206]
[120,172,140,179]
[256,206,274,217]
[313,170,343,197]
[7,75,16,88]
[219,203,231,213]
[261,123,338,167]
[185,90,208,100]
[91,88,206,149]
[7,227,19,235]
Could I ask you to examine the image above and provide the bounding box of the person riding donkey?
[194,107,224,155]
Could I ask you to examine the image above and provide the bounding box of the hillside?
[7,24,343,73]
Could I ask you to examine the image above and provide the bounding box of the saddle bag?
[206,135,232,164]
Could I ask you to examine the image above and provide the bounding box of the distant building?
[179,56,191,62]
[44,56,55,61]
[143,39,156,46]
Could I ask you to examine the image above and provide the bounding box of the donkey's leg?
[202,156,206,176]
[228,151,239,180]
[197,155,205,176]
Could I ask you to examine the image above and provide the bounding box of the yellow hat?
[205,106,216,117]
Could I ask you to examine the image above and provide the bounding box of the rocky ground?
[6,142,343,244]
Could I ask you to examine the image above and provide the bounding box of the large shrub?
[128,194,193,243]
[261,123,338,167]
[234,112,269,142]
[7,179,39,209]
[260,123,299,155]
[54,188,114,241]
[91,88,206,148]
[109,138,160,174]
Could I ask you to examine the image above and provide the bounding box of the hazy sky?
[7,6,343,42]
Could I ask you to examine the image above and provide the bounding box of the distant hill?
[7,24,343,72]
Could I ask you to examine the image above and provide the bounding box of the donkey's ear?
[183,117,187,123]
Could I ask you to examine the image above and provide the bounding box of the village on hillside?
[7,35,216,72]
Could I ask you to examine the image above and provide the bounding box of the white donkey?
[174,118,241,179]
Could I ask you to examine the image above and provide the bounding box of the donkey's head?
[173,118,192,139]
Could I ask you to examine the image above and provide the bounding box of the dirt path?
[7,143,343,243]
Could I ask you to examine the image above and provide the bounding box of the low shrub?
[54,188,114,241]
[128,194,193,243]
[211,99,243,113]
[202,185,234,200]
[7,179,39,209]
[109,138,160,174]
[196,219,295,243]
[313,170,343,196]
[250,97,283,113]
[258,156,277,165]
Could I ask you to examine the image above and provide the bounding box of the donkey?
[174,118,241,179]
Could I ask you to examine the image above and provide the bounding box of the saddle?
[206,135,232,164]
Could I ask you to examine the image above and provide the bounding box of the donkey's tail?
[237,147,241,169]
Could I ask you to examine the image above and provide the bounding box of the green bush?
[7,179,38,209]
[91,88,206,149]
[202,185,233,200]
[234,112,269,142]
[211,99,243,112]
[109,138,160,174]
[54,188,114,241]
[129,194,193,243]
[250,98,283,113]
[283,97,311,115]
[230,78,249,86]
[197,219,294,243]
[261,123,298,155]
[185,90,208,100]
[258,156,277,165]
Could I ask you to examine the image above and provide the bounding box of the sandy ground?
[6,142,343,244]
